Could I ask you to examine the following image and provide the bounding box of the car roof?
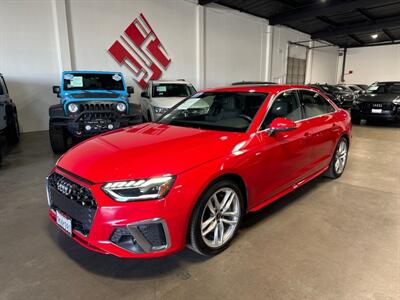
[62,70,122,75]
[201,84,319,94]
[152,80,191,85]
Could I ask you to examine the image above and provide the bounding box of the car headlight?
[102,176,175,202]
[68,103,79,113]
[153,106,169,115]
[393,99,400,105]
[117,102,127,112]
[353,99,362,105]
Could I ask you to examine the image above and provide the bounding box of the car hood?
[358,94,400,103]
[62,90,127,101]
[151,97,186,108]
[57,123,246,183]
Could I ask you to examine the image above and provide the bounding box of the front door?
[251,90,312,207]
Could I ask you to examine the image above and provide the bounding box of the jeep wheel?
[49,122,69,154]
[6,110,20,145]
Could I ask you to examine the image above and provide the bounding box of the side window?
[0,78,4,95]
[189,85,197,95]
[300,90,335,118]
[262,91,302,129]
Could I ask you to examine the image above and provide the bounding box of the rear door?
[299,89,338,173]
[0,76,7,131]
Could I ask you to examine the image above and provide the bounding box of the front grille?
[360,102,393,113]
[79,102,117,113]
[47,172,97,235]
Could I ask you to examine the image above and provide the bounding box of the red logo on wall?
[108,13,171,89]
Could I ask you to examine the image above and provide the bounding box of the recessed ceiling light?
[371,34,379,39]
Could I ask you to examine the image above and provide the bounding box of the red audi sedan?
[46,85,351,258]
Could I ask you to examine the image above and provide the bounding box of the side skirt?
[248,165,329,213]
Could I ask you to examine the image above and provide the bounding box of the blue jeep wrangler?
[50,71,141,153]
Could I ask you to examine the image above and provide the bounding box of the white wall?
[338,44,400,84]
[0,0,340,133]
[308,41,339,84]
[0,0,60,133]
[270,26,309,83]
[204,5,268,87]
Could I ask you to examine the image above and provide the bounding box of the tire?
[324,137,349,179]
[5,109,20,145]
[188,179,244,256]
[49,121,69,154]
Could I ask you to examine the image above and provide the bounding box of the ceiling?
[199,0,400,48]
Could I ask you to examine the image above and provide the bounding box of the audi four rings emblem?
[57,180,72,196]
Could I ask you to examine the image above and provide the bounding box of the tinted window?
[368,82,400,94]
[158,92,267,132]
[300,90,335,118]
[262,91,302,128]
[63,73,124,91]
[152,84,191,98]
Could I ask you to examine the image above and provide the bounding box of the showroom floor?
[0,124,399,300]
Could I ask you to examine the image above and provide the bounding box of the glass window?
[300,90,335,118]
[152,84,191,98]
[63,73,124,91]
[262,91,302,129]
[158,92,267,132]
[368,82,400,94]
[0,78,4,95]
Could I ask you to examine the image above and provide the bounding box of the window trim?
[257,88,337,133]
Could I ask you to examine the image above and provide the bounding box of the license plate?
[56,210,72,236]
[371,108,382,114]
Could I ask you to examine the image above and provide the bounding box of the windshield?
[152,84,194,98]
[157,92,268,132]
[63,73,124,91]
[367,82,400,94]
[319,85,337,93]
[336,86,351,93]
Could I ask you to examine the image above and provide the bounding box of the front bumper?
[51,106,142,138]
[47,168,194,258]
[351,103,400,121]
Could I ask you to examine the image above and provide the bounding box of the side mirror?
[52,85,60,97]
[268,117,297,136]
[141,91,148,98]
[127,86,134,97]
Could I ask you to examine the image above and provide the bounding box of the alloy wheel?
[200,187,241,248]
[334,140,348,174]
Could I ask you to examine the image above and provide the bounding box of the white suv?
[140,80,197,121]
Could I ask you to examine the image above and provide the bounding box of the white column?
[52,0,72,72]
[195,4,205,90]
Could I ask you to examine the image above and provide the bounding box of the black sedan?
[351,81,400,124]
[308,84,354,109]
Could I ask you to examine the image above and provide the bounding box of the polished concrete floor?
[0,123,399,300]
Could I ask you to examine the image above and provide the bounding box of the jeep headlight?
[117,102,127,112]
[153,106,169,115]
[68,103,79,113]
[393,99,400,105]
[102,176,175,202]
